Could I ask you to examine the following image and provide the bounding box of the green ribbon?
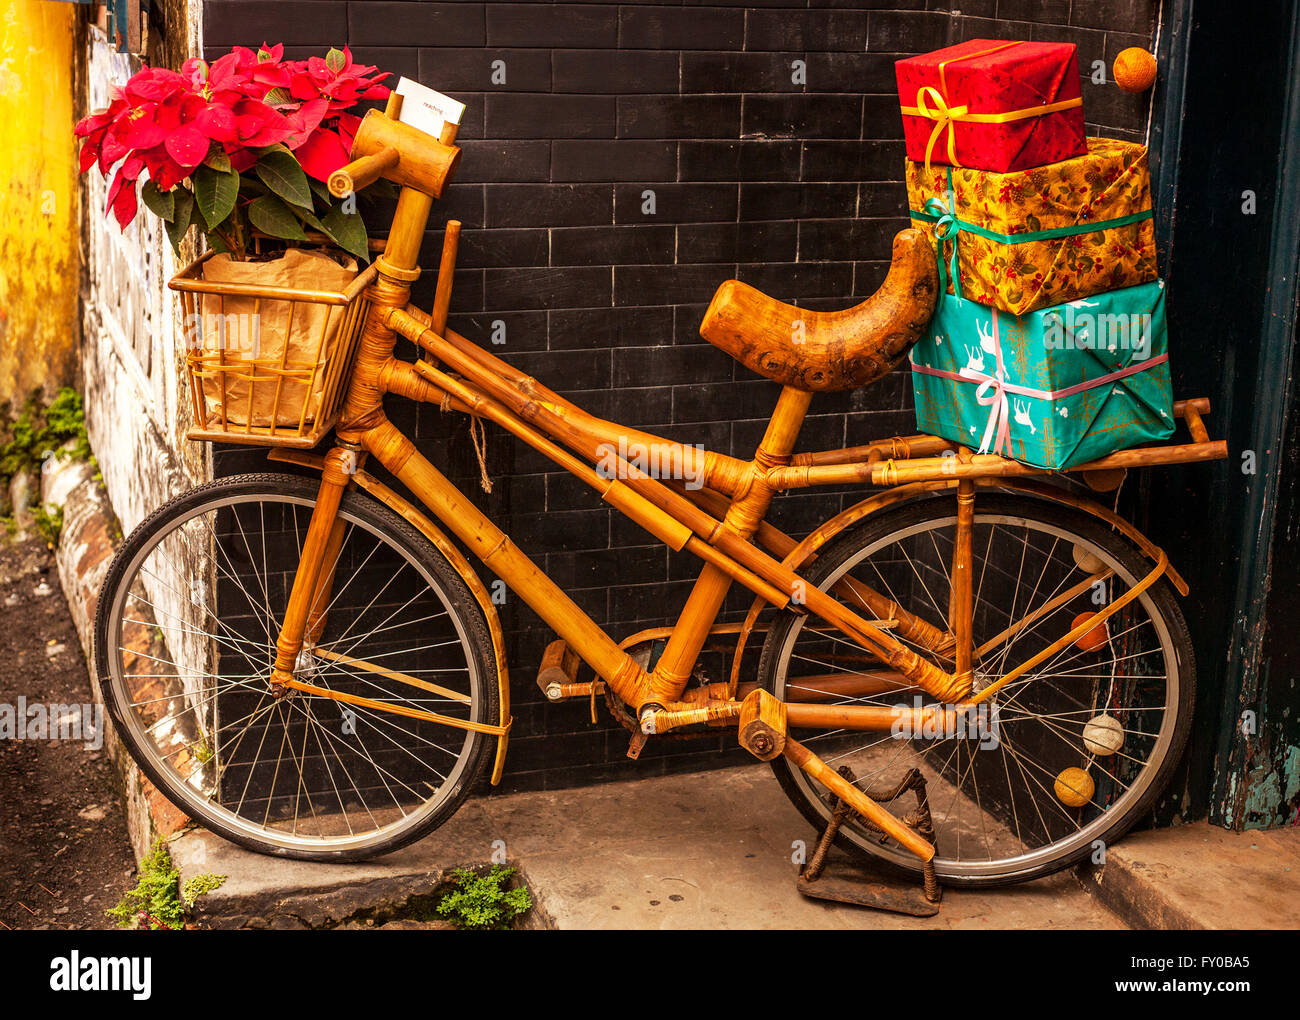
[911,166,1155,300]
[923,193,964,299]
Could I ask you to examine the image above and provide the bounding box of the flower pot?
[171,247,378,447]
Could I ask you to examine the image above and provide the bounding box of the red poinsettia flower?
[274,49,390,181]
[106,158,143,229]
[122,66,187,103]
[230,98,295,147]
[291,126,350,182]
[287,46,389,113]
[77,42,391,231]
[74,96,128,172]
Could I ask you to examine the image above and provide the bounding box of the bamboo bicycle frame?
[254,117,1227,863]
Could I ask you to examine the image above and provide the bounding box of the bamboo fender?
[727,480,955,692]
[268,449,514,785]
[726,477,1188,692]
[699,228,938,393]
[774,476,1187,593]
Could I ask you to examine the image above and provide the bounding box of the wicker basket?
[171,250,379,448]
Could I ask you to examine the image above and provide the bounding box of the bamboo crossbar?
[384,328,964,704]
[388,304,1226,497]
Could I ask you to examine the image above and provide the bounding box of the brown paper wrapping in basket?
[198,249,359,428]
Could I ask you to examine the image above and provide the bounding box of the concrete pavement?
[176,763,1124,930]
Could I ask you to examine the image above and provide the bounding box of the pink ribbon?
[960,311,1012,456]
[912,308,1169,457]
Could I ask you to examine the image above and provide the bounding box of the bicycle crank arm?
[729,690,934,863]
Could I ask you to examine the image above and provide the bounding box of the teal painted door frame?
[1142,0,1300,828]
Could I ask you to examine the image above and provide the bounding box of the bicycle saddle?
[699,228,938,392]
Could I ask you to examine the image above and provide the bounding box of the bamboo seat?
[698,228,938,393]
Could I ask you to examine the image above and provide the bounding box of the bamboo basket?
[171,250,379,448]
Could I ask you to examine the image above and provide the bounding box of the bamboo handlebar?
[329,146,401,199]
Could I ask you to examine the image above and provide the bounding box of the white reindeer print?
[1013,399,1037,435]
[963,343,985,372]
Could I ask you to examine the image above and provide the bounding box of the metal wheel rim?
[773,510,1180,880]
[104,490,484,855]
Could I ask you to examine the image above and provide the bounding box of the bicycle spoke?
[771,498,1183,879]
[103,487,489,855]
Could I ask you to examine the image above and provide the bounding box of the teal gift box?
[909,280,1175,470]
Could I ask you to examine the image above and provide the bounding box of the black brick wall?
[205,0,1160,791]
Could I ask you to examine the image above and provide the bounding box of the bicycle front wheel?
[758,493,1195,888]
[94,472,498,861]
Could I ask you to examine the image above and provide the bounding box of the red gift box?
[895,39,1087,174]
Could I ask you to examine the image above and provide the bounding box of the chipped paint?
[0,0,80,400]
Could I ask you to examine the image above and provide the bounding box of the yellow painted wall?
[0,0,79,404]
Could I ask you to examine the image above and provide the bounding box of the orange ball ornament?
[1072,611,1109,652]
[1114,47,1157,93]
[1055,767,1095,808]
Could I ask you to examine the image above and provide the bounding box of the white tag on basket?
[394,77,465,140]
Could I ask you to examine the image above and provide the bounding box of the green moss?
[0,387,90,486]
[435,865,531,931]
[0,389,94,538]
[31,503,62,545]
[107,839,225,931]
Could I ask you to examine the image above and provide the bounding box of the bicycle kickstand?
[797,765,943,917]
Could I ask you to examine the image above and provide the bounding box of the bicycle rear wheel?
[94,472,498,861]
[758,493,1195,888]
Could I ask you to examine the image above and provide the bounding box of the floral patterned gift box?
[909,280,1175,471]
[906,138,1158,316]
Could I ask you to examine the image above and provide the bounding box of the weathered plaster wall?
[0,0,80,403]
[80,11,207,534]
[74,3,207,862]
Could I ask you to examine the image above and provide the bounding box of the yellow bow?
[913,85,968,173]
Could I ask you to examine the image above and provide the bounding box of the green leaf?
[192,165,240,232]
[326,47,347,73]
[309,177,334,204]
[263,86,291,107]
[165,189,195,255]
[141,179,175,222]
[320,203,370,262]
[203,147,232,174]
[247,195,309,241]
[292,205,328,234]
[254,148,314,211]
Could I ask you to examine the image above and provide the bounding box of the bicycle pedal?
[536,638,581,698]
[537,639,606,723]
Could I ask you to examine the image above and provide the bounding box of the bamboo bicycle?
[95,99,1227,891]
